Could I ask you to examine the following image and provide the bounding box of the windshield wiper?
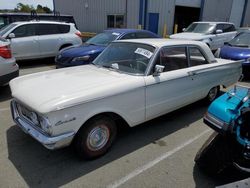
[101,64,119,71]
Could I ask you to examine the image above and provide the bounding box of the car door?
[222,24,237,42]
[144,46,194,120]
[37,23,63,57]
[212,24,227,49]
[9,24,40,60]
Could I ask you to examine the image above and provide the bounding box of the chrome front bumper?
[10,100,75,150]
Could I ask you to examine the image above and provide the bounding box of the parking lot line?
[0,108,10,112]
[107,129,211,188]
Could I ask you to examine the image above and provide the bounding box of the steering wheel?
[136,60,148,71]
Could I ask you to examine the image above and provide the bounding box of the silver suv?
[170,22,237,50]
[0,21,82,61]
[0,37,18,86]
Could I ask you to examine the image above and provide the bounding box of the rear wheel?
[74,115,117,159]
[206,86,220,102]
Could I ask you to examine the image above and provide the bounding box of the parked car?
[237,27,250,34]
[10,39,242,159]
[0,21,82,61]
[195,85,250,175]
[55,29,159,68]
[170,22,237,51]
[0,37,18,86]
[215,31,250,76]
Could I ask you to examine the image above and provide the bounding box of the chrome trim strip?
[11,100,75,150]
[204,115,223,130]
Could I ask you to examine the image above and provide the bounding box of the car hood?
[10,65,144,114]
[220,45,250,60]
[207,87,249,124]
[170,32,209,40]
[61,44,106,57]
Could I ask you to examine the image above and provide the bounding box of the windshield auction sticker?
[135,48,153,58]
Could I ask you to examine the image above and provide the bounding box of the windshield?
[228,32,250,47]
[86,32,120,46]
[185,23,216,34]
[93,42,155,75]
[0,23,17,36]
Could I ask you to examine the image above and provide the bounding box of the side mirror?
[182,28,186,32]
[224,42,229,45]
[153,65,165,76]
[215,29,223,34]
[8,33,15,39]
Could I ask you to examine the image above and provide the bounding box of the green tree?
[16,3,34,12]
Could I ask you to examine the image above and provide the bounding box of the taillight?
[0,45,12,59]
[75,31,82,38]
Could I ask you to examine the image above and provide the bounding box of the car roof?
[192,21,235,25]
[113,38,216,62]
[104,28,154,34]
[114,38,208,48]
[11,20,72,25]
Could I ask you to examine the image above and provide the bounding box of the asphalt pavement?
[0,59,249,188]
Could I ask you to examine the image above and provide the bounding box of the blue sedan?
[217,31,250,76]
[55,29,159,68]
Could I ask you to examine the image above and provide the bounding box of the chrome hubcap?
[208,87,218,101]
[87,125,110,151]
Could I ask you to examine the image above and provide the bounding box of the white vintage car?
[10,39,242,159]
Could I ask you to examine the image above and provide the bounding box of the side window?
[120,33,136,40]
[37,24,60,35]
[216,24,224,32]
[189,47,208,66]
[12,24,36,38]
[157,47,188,72]
[58,24,70,33]
[136,32,155,39]
[223,24,236,32]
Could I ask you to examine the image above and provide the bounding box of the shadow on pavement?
[17,58,55,69]
[0,85,11,102]
[193,163,249,187]
[7,100,208,187]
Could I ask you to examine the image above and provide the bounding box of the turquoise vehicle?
[195,85,250,175]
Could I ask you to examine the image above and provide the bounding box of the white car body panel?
[1,21,82,60]
[0,38,18,86]
[9,39,242,148]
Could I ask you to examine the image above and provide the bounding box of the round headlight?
[39,116,52,135]
[30,112,39,125]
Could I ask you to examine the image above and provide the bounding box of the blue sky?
[0,0,54,10]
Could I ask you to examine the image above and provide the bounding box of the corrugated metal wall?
[55,0,134,32]
[175,0,201,8]
[127,0,140,29]
[147,0,175,36]
[202,0,233,22]
[229,0,245,27]
[243,1,250,26]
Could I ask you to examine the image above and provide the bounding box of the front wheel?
[74,115,117,159]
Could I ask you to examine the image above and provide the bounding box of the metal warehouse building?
[54,0,250,36]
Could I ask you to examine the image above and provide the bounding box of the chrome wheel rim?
[208,87,218,101]
[87,125,110,151]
